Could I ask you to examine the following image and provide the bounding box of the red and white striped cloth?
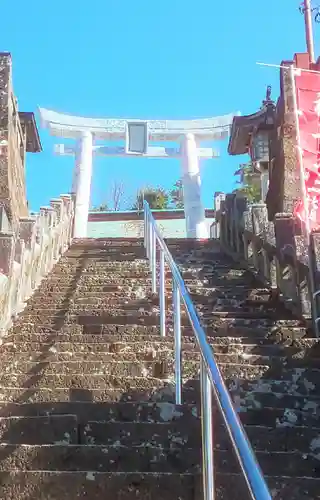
[294,68,320,229]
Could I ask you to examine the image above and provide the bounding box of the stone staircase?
[0,237,319,498]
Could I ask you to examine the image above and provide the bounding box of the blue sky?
[2,0,319,210]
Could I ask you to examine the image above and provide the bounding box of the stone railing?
[0,194,74,335]
[211,193,320,323]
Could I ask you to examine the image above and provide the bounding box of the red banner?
[294,69,320,229]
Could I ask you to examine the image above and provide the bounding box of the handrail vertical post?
[144,207,148,255]
[159,249,166,337]
[144,209,148,257]
[151,230,157,294]
[200,359,215,500]
[173,281,182,404]
[148,220,153,270]
[147,213,151,260]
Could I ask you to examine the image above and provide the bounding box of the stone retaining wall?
[0,196,74,335]
[211,192,320,323]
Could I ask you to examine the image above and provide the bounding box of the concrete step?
[0,471,317,500]
[6,329,312,348]
[28,289,273,305]
[0,471,196,500]
[27,296,158,308]
[0,402,198,422]
[228,376,320,399]
[50,270,241,282]
[26,292,277,306]
[38,278,265,294]
[0,444,317,476]
[14,314,180,328]
[17,311,302,328]
[23,302,162,314]
[0,415,78,444]
[0,387,189,405]
[0,359,274,380]
[16,311,301,328]
[80,420,320,454]
[45,270,154,280]
[3,359,317,383]
[37,278,203,289]
[1,350,320,369]
[56,260,149,268]
[0,350,193,364]
[65,250,147,259]
[71,238,217,249]
[23,302,292,319]
[1,380,320,408]
[2,339,318,357]
[0,373,186,390]
[0,469,199,500]
[65,317,306,331]
[2,415,315,453]
[32,285,150,298]
[8,324,166,337]
[0,359,196,380]
[0,399,318,429]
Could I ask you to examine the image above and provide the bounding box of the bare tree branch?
[110,181,125,211]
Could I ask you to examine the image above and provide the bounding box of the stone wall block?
[225,193,236,214]
[220,212,227,245]
[50,199,63,223]
[274,214,296,258]
[234,196,248,229]
[311,233,320,273]
[265,222,276,246]
[40,207,55,232]
[243,208,253,233]
[0,204,11,233]
[294,235,309,267]
[14,238,25,264]
[252,204,268,237]
[0,234,14,275]
[60,194,72,216]
[19,218,36,249]
[311,232,320,297]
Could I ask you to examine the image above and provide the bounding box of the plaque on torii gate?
[39,107,238,239]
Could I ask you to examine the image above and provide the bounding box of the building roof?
[228,102,275,156]
[19,112,42,152]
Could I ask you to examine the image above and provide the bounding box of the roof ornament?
[266,85,272,102]
[262,85,274,108]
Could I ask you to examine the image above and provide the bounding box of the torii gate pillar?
[73,132,93,238]
[181,133,207,239]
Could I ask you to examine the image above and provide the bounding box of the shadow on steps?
[0,256,87,498]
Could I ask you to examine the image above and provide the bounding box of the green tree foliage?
[234,164,261,203]
[132,187,169,210]
[170,179,184,209]
[91,203,108,212]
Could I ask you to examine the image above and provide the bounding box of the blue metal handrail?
[143,201,272,500]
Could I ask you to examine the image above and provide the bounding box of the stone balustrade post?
[274,214,300,311]
[0,234,14,276]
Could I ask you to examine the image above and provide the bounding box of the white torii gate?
[39,108,237,239]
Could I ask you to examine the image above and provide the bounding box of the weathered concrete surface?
[0,237,319,498]
[0,472,318,500]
